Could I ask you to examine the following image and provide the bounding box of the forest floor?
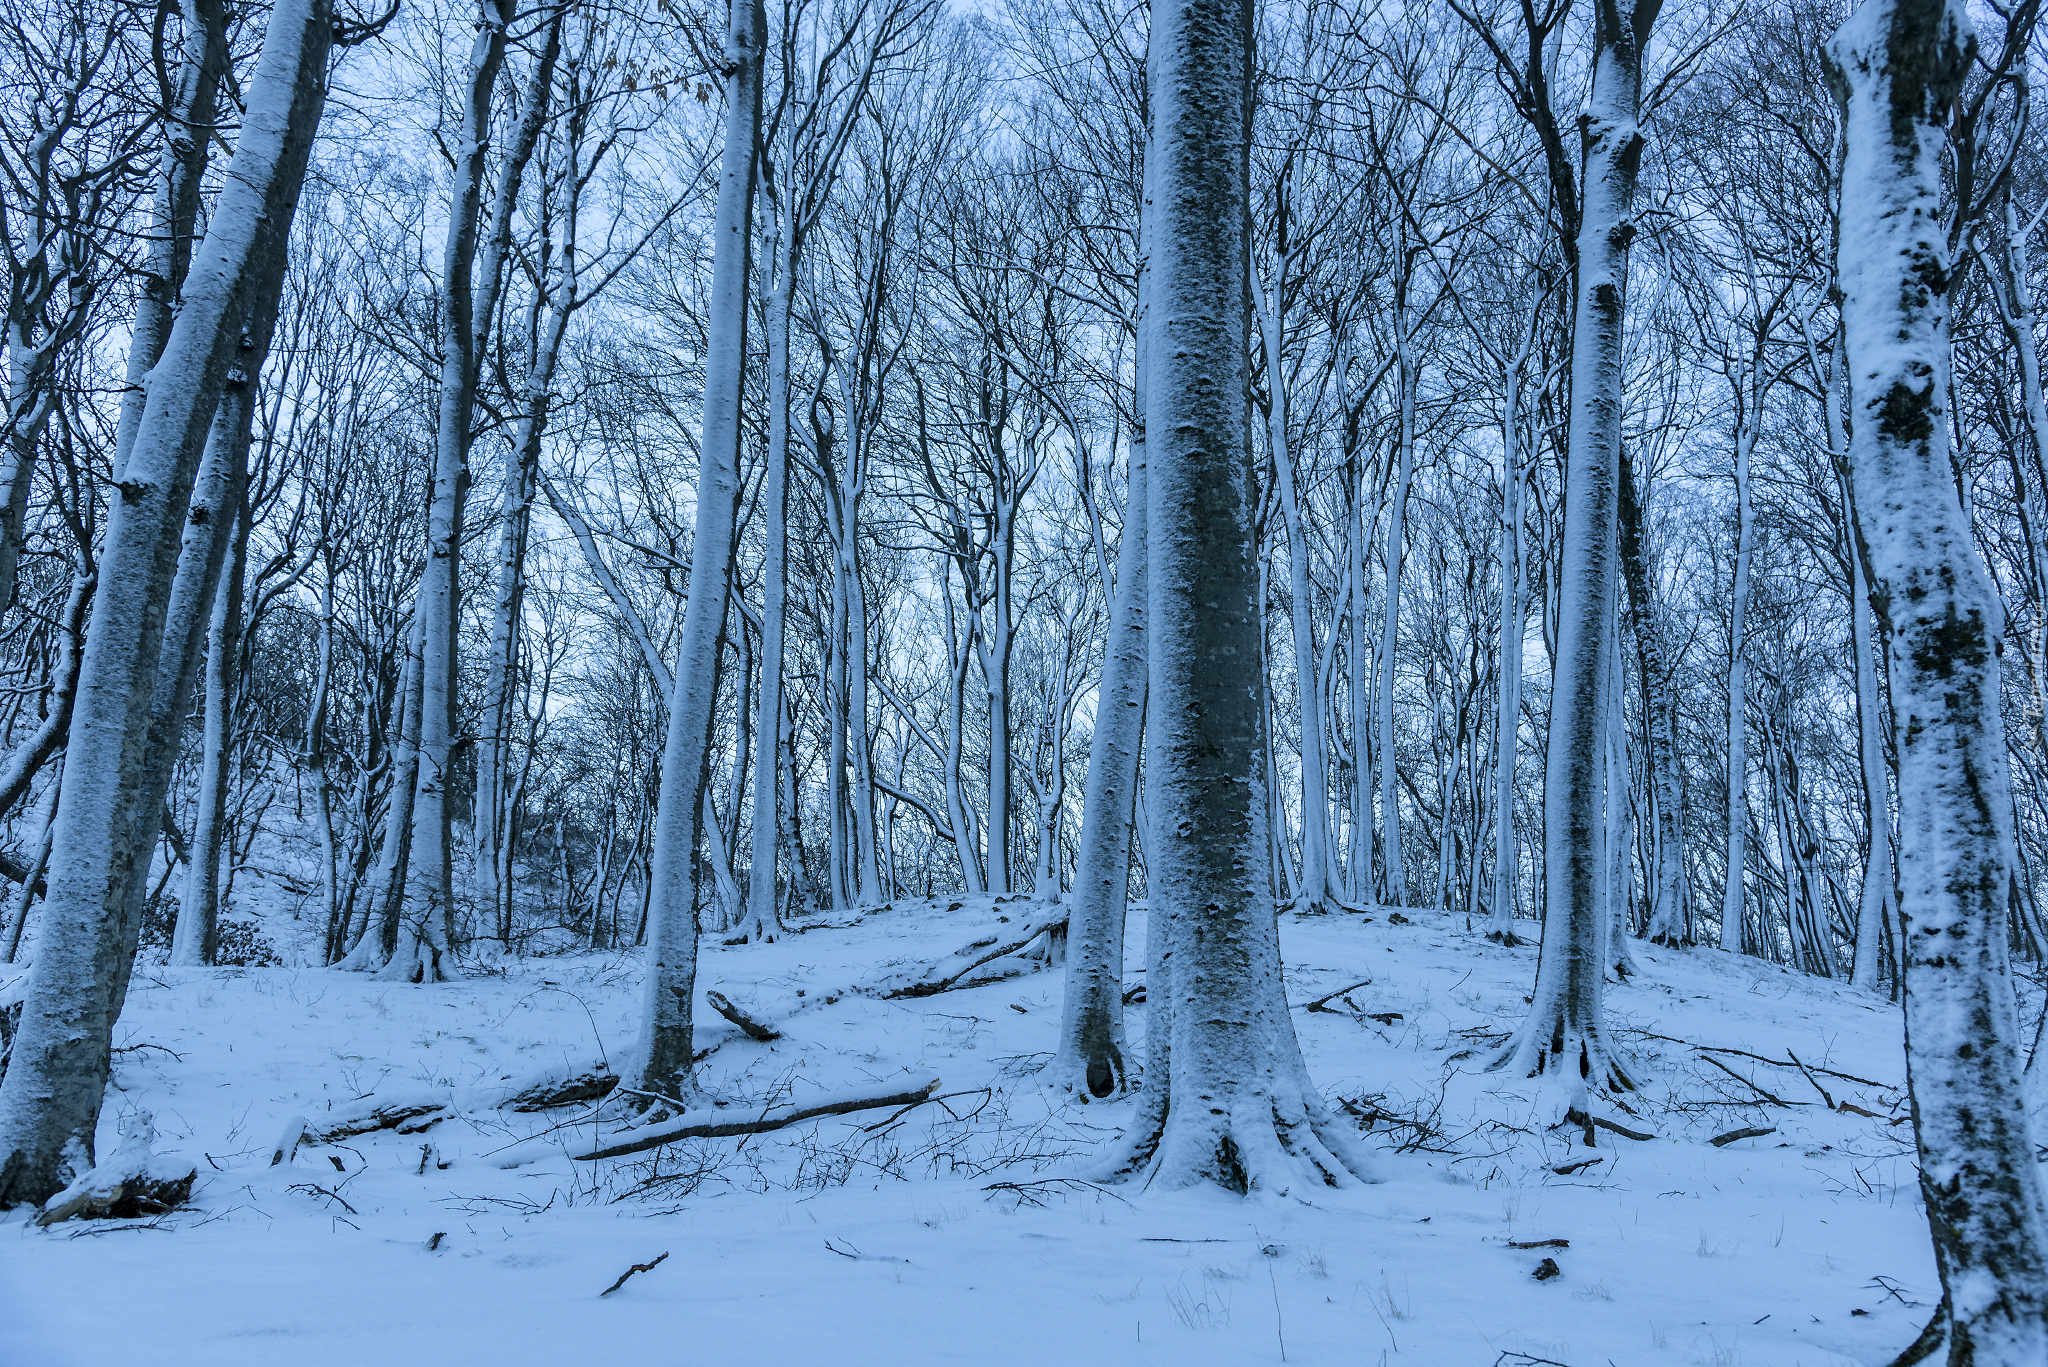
[0,896,1962,1366]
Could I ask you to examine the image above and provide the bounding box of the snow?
[0,897,1946,1365]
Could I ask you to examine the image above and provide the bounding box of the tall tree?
[1490,0,1660,1110]
[1099,0,1367,1192]
[626,0,763,1108]
[0,0,334,1208]
[1827,0,2048,1359]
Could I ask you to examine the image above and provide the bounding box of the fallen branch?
[315,1101,449,1141]
[599,1251,669,1296]
[502,1065,619,1112]
[38,1168,195,1226]
[1563,1108,1656,1143]
[1697,1054,1797,1107]
[1300,979,1373,1013]
[1508,1238,1570,1249]
[1623,1030,1891,1089]
[881,913,1068,999]
[1709,1126,1777,1148]
[706,991,782,1042]
[572,1078,942,1161]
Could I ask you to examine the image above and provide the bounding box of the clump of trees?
[0,0,2042,1354]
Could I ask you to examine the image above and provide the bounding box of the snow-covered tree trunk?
[1376,278,1415,905]
[169,498,246,968]
[388,0,522,982]
[627,0,762,1107]
[81,0,228,605]
[478,250,573,949]
[0,0,332,1208]
[1618,448,1688,946]
[1101,0,1367,1194]
[1491,0,1656,1108]
[740,212,790,945]
[1259,275,1334,910]
[1348,472,1374,898]
[1490,330,1530,944]
[338,608,423,969]
[1723,379,1757,957]
[1049,405,1147,1100]
[1826,3,2048,1358]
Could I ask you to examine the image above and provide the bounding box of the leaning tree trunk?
[0,0,332,1208]
[1491,0,1657,1110]
[56,0,229,617]
[1827,3,2048,1361]
[627,0,762,1108]
[1099,0,1368,1195]
[1048,399,1148,1100]
[168,468,248,966]
[1261,275,1335,910]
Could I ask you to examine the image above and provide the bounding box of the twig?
[287,1182,358,1215]
[1709,1126,1777,1148]
[599,1251,669,1296]
[1508,1238,1569,1249]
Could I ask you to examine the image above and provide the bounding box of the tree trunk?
[1049,423,1147,1100]
[1100,0,1367,1194]
[1827,4,2048,1358]
[1376,280,1415,905]
[68,0,228,615]
[1490,0,1657,1108]
[627,0,761,1106]
[0,0,332,1208]
[1618,447,1688,946]
[171,496,246,968]
[1490,327,1530,944]
[740,221,790,945]
[1724,375,1758,957]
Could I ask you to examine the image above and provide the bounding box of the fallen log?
[572,1078,942,1161]
[881,912,1068,999]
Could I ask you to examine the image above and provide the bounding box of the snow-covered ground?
[1,898,1944,1366]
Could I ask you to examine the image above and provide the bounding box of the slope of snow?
[0,897,1945,1365]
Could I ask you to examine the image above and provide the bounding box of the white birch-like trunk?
[1376,282,1416,905]
[1049,435,1147,1099]
[626,0,761,1106]
[1258,275,1334,909]
[0,0,332,1207]
[1724,380,1757,957]
[1827,5,2048,1356]
[1490,0,1655,1111]
[740,227,791,945]
[171,498,245,968]
[337,607,424,969]
[1490,330,1530,943]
